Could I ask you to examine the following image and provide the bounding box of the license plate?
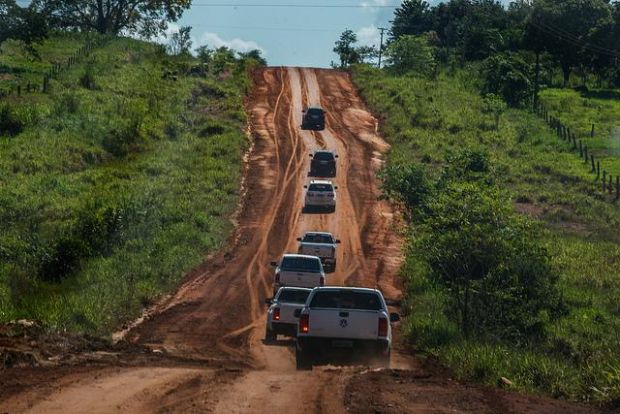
[332,340,353,348]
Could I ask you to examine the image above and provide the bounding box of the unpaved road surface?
[0,68,611,414]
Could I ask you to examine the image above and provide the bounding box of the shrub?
[379,162,432,218]
[0,104,24,136]
[481,53,532,107]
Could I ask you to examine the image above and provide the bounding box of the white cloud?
[356,24,381,48]
[197,32,266,54]
[361,0,389,12]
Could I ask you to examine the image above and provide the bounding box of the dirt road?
[0,68,610,414]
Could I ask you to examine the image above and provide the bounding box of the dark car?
[301,107,326,131]
[310,150,338,177]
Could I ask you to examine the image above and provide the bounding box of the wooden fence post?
[616,176,619,200]
[579,140,583,157]
[609,175,613,195]
[591,124,595,138]
[584,146,588,163]
[17,85,21,96]
[572,133,577,149]
[602,171,607,192]
[595,159,599,176]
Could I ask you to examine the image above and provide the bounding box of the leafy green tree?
[525,0,614,86]
[32,0,190,36]
[167,25,192,56]
[333,29,360,68]
[385,34,436,76]
[379,162,432,219]
[481,53,532,107]
[482,93,508,129]
[211,46,236,74]
[390,0,433,40]
[418,181,562,340]
[0,0,47,50]
[237,49,267,66]
[195,45,213,64]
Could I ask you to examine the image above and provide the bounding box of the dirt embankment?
[0,68,612,414]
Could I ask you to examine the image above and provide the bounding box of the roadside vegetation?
[347,0,620,406]
[0,34,260,334]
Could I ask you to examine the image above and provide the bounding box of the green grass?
[352,64,620,404]
[541,88,620,174]
[0,35,251,335]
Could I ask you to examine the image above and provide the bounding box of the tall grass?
[353,64,620,405]
[0,36,250,334]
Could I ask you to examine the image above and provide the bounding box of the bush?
[482,53,532,107]
[379,162,432,218]
[0,104,24,136]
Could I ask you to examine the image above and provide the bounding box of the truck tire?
[264,327,277,344]
[296,348,312,371]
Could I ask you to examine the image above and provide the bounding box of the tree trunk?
[561,62,571,87]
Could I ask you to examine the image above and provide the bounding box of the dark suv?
[310,150,338,177]
[301,107,326,131]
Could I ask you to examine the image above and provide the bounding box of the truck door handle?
[339,312,349,317]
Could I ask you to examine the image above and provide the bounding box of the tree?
[418,180,562,340]
[167,25,192,56]
[390,0,432,40]
[210,46,236,74]
[481,53,532,107]
[195,45,213,64]
[31,0,190,36]
[237,49,267,66]
[385,34,436,76]
[0,0,48,50]
[333,29,360,68]
[525,0,614,86]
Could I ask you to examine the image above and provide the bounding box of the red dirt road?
[0,68,611,414]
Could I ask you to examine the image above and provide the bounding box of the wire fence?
[0,37,106,98]
[534,100,619,202]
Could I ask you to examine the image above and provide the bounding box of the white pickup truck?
[297,232,340,272]
[294,287,400,370]
[264,287,312,343]
[270,254,326,294]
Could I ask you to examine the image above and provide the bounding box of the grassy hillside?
[353,65,620,404]
[0,35,251,334]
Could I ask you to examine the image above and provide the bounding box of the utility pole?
[378,27,387,69]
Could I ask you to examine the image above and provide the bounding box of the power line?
[188,3,399,8]
[190,24,342,32]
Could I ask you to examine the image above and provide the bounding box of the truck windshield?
[280,257,321,272]
[309,291,383,311]
[278,289,311,304]
[303,234,333,244]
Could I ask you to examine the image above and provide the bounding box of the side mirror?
[304,185,308,189]
[390,313,401,323]
[334,186,338,190]
[294,309,302,318]
[336,239,341,244]
[270,261,277,267]
[296,237,302,241]
[335,155,339,158]
[265,298,273,305]
[309,154,313,157]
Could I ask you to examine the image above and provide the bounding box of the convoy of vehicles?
[297,232,340,272]
[264,114,400,371]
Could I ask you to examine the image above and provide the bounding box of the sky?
[170,1,411,67]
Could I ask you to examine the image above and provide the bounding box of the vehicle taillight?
[319,277,325,286]
[275,272,280,284]
[299,314,309,334]
[378,318,388,337]
[273,307,280,321]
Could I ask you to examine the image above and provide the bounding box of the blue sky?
[172,1,510,67]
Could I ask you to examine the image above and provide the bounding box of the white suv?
[304,180,337,213]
